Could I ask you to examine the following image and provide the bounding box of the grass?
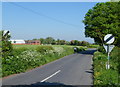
[2,44,86,77]
[93,47,120,86]
[13,44,41,49]
[88,45,99,48]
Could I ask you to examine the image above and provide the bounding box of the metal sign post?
[104,34,115,69]
[107,44,110,69]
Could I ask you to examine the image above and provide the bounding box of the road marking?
[40,70,61,82]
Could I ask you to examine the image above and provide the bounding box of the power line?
[7,2,80,28]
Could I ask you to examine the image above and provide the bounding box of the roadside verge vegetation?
[2,45,86,77]
[83,1,120,86]
[93,47,120,86]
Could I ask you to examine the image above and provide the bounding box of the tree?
[1,30,13,58]
[70,40,81,46]
[111,0,120,2]
[45,37,55,44]
[32,38,37,40]
[59,40,66,45]
[56,39,60,45]
[81,41,90,46]
[83,2,120,46]
[0,31,2,47]
[39,38,45,44]
[51,39,56,45]
[66,41,70,45]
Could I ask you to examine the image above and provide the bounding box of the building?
[10,40,25,45]
[25,40,40,45]
[10,39,41,45]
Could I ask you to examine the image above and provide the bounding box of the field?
[2,44,86,77]
[12,44,86,48]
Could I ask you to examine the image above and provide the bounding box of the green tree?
[32,38,37,40]
[70,40,81,46]
[70,40,75,45]
[83,2,120,46]
[45,37,55,44]
[66,41,70,45]
[39,38,45,44]
[1,30,13,58]
[56,39,60,45]
[111,0,120,2]
[0,31,2,47]
[59,40,66,45]
[51,39,56,45]
[81,41,90,46]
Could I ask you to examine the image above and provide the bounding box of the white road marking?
[40,70,61,82]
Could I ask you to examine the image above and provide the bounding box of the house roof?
[10,40,25,43]
[25,40,40,42]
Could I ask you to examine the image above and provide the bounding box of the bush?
[73,47,86,53]
[98,46,106,53]
[93,47,119,85]
[88,45,99,48]
[12,47,28,56]
[2,45,74,77]
[78,47,86,52]
[1,30,13,58]
[36,46,53,54]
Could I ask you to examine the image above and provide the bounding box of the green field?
[13,44,44,49]
[12,44,86,48]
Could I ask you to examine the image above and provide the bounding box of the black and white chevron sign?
[104,34,115,44]
[3,30,10,36]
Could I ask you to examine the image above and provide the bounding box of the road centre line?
[40,70,61,82]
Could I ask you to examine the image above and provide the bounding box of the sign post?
[104,34,115,69]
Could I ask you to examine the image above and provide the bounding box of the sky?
[2,2,103,43]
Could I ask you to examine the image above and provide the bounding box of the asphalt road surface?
[2,48,96,86]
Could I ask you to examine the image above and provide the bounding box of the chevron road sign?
[104,34,115,44]
[3,30,10,36]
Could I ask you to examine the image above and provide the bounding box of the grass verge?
[93,47,120,86]
[2,45,86,77]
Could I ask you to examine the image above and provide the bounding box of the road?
[2,48,96,86]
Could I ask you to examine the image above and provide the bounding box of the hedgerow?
[2,45,75,77]
[93,47,119,86]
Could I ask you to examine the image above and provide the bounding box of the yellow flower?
[95,72,100,77]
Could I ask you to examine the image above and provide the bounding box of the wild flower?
[19,50,42,62]
[53,47,64,54]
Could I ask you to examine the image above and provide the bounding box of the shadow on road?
[79,49,97,55]
[85,70,93,74]
[2,82,88,87]
[30,82,92,87]
[2,82,93,87]
[31,81,75,87]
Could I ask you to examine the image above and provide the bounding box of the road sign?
[104,34,115,44]
[3,30,10,36]
[109,45,115,53]
[103,45,115,53]
[103,45,108,52]
[104,34,115,69]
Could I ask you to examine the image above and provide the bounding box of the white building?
[10,40,25,44]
